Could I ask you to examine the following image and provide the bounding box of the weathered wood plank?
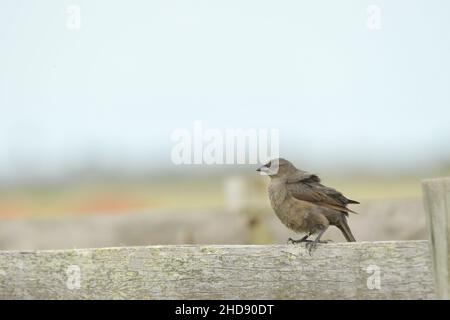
[0,241,434,299]
[422,177,450,299]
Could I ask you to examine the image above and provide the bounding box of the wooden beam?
[0,241,434,299]
[422,177,450,299]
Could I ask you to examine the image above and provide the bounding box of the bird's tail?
[337,217,356,242]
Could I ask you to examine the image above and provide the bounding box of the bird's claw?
[287,236,330,254]
[305,241,317,255]
[304,240,331,255]
[287,237,312,244]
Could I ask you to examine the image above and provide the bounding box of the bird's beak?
[256,166,263,172]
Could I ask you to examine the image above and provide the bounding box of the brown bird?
[257,158,358,253]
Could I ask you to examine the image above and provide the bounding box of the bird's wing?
[286,171,358,214]
[286,170,321,184]
[312,183,360,206]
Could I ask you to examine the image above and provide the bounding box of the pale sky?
[0,0,449,181]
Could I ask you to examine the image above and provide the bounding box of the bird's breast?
[268,183,287,209]
[268,183,318,233]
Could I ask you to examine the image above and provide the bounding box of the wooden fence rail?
[0,241,434,299]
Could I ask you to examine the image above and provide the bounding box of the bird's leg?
[305,227,328,255]
[287,234,311,244]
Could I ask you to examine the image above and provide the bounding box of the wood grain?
[0,241,434,299]
[422,177,450,299]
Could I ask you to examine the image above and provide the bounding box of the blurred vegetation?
[1,166,449,219]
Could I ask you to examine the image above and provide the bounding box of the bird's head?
[256,158,297,178]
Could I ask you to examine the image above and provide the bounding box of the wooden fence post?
[422,177,450,299]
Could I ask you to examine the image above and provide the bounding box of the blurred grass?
[0,171,448,219]
[326,177,423,199]
[0,179,224,218]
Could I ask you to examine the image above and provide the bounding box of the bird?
[256,158,359,253]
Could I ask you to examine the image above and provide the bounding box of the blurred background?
[1,0,449,249]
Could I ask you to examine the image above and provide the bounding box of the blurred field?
[0,178,223,219]
[0,172,446,219]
